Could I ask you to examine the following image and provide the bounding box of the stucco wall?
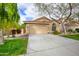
[49,21,61,32]
[25,22,61,34]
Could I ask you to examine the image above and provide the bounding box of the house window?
[52,23,56,31]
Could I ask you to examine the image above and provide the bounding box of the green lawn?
[63,34,79,41]
[0,38,28,56]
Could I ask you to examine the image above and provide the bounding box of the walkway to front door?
[25,34,79,56]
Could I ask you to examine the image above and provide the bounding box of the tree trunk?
[0,29,4,44]
[62,3,72,35]
[61,22,67,34]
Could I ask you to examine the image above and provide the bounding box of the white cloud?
[18,3,50,24]
[18,3,38,24]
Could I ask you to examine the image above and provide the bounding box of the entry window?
[52,23,56,31]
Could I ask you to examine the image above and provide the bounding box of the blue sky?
[17,3,38,24]
[17,3,51,24]
[10,3,79,24]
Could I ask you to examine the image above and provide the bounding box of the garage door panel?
[30,25,49,34]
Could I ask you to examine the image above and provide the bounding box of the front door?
[52,23,56,31]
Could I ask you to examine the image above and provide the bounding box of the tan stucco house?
[23,16,61,34]
[23,16,79,34]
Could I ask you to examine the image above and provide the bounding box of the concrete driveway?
[25,34,79,56]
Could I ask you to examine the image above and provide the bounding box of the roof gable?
[24,16,53,24]
[33,16,52,22]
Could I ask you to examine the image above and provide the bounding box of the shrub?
[75,28,79,33]
[67,29,77,34]
[53,31,61,35]
[67,29,73,33]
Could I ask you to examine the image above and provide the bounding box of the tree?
[4,3,20,37]
[75,12,79,21]
[0,3,20,43]
[34,3,72,34]
[0,3,8,43]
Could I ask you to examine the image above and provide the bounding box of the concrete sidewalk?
[25,34,79,56]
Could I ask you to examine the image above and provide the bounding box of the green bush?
[53,31,61,35]
[0,38,28,56]
[67,29,76,33]
[67,29,73,33]
[75,28,79,33]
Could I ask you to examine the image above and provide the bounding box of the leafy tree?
[0,3,20,43]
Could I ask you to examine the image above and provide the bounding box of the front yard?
[63,34,79,41]
[0,38,28,56]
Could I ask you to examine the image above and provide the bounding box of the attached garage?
[28,24,50,34]
[24,16,61,34]
[24,17,52,34]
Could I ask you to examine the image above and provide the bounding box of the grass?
[63,34,79,41]
[0,38,28,56]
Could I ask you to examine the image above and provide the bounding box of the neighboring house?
[23,16,61,34]
[65,20,79,31]
[23,16,79,34]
